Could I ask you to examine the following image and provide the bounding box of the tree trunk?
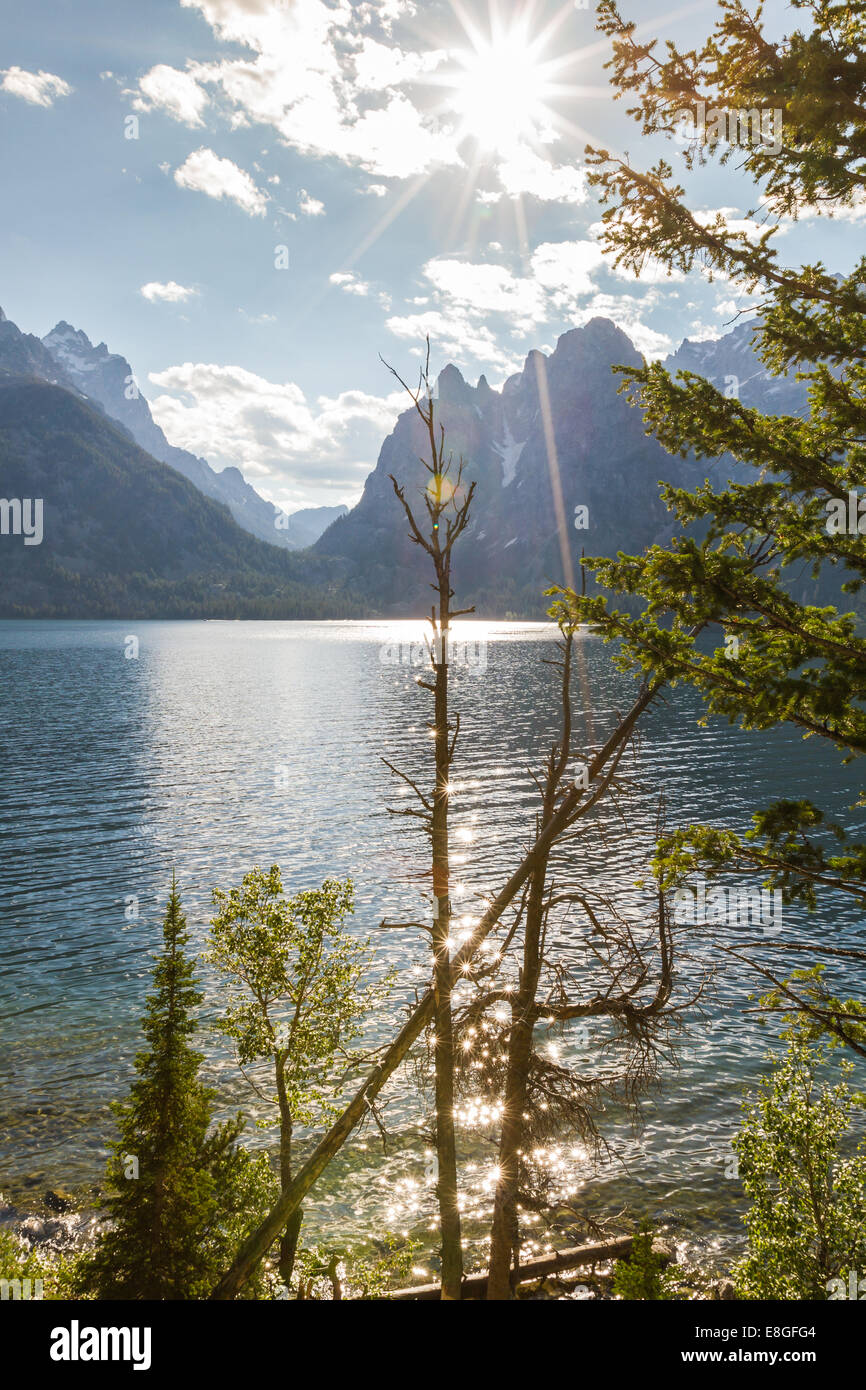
[488,645,566,1301]
[431,602,463,1299]
[210,680,660,1299]
[276,1061,301,1287]
[486,851,549,1300]
[385,1234,672,1298]
[280,1207,303,1287]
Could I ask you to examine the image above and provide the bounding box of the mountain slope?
[0,376,359,618]
[1,308,825,619]
[663,318,808,416]
[40,320,314,549]
[315,318,692,615]
[0,308,81,393]
[281,503,348,548]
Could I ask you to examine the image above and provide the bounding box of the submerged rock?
[44,1190,74,1214]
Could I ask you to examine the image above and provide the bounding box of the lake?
[1,619,864,1268]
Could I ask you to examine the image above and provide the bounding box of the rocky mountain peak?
[43,320,115,370]
[437,362,471,404]
[32,311,343,551]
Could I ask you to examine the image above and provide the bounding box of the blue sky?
[1,0,862,512]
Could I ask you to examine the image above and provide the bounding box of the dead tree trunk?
[487,630,573,1299]
[210,678,663,1297]
[383,343,475,1299]
[431,608,463,1298]
[385,1233,672,1299]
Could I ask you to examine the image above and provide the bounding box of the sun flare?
[450,24,555,154]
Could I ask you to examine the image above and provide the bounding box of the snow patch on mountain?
[492,418,525,488]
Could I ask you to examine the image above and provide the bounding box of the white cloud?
[571,293,673,359]
[173,147,268,216]
[355,0,418,32]
[132,65,208,127]
[170,0,463,180]
[386,307,524,376]
[694,207,781,242]
[140,280,198,303]
[330,272,370,296]
[386,239,675,370]
[362,183,388,196]
[136,1,597,202]
[0,67,71,107]
[323,92,461,179]
[299,189,325,216]
[774,190,866,225]
[424,259,548,332]
[610,259,685,285]
[401,240,603,347]
[148,359,405,504]
[685,321,723,342]
[529,240,605,301]
[352,37,447,91]
[490,144,587,204]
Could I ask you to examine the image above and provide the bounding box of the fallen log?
[381,1235,673,1300]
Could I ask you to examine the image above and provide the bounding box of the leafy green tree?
[0,1230,80,1301]
[291,1234,422,1300]
[612,1220,676,1300]
[732,1024,866,1299]
[80,880,275,1299]
[207,868,381,1287]
[559,0,866,1043]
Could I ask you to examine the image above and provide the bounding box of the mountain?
[314,318,694,615]
[0,301,824,619]
[280,503,348,548]
[312,315,826,616]
[0,375,359,618]
[40,320,339,550]
[0,308,82,392]
[663,318,808,417]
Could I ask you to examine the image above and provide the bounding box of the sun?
[450,23,556,155]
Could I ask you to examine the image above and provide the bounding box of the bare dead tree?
[472,883,697,1300]
[442,619,703,1299]
[211,666,667,1297]
[210,341,682,1300]
[482,621,578,1299]
[377,339,476,1299]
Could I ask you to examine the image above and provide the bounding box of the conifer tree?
[81,879,274,1299]
[561,0,866,1045]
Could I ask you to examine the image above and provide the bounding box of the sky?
[1,0,863,513]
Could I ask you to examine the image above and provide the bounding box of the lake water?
[2,619,864,1267]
